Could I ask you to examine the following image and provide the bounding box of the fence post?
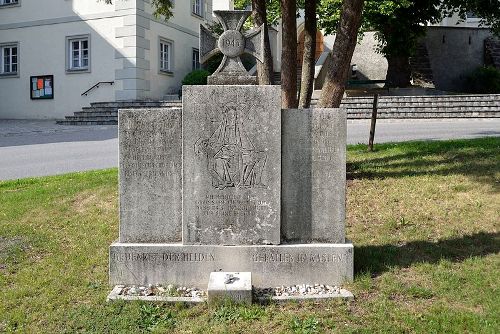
[368,93,379,151]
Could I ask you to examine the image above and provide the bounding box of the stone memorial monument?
[109,10,353,300]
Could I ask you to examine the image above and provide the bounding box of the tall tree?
[298,0,317,108]
[366,0,442,87]
[281,0,298,108]
[252,0,274,84]
[318,0,365,107]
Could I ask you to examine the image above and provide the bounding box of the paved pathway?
[0,118,499,181]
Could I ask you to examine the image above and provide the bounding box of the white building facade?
[0,0,212,119]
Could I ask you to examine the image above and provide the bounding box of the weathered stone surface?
[282,108,347,243]
[208,74,257,85]
[182,85,281,245]
[109,243,354,287]
[119,108,182,243]
[208,272,252,304]
[200,10,264,85]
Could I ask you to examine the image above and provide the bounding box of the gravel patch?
[254,284,344,298]
[115,284,206,299]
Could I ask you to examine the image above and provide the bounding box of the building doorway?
[297,29,324,67]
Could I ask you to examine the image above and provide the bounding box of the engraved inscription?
[218,30,245,57]
[252,252,347,263]
[112,252,216,263]
[122,113,181,181]
[195,194,271,217]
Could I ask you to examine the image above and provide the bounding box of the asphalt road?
[0,118,499,181]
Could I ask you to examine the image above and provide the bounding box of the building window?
[66,35,90,72]
[192,48,200,70]
[466,12,480,22]
[160,39,172,72]
[0,43,18,76]
[192,0,203,17]
[0,0,19,7]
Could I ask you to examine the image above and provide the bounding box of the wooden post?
[368,93,378,151]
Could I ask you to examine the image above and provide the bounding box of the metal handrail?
[81,81,114,96]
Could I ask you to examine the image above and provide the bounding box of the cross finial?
[200,10,265,85]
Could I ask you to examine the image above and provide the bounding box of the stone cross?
[200,10,265,85]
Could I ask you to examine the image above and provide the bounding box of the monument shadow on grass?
[354,232,500,277]
[347,138,499,190]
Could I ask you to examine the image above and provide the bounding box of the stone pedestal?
[109,85,353,292]
[109,243,353,287]
[208,272,253,304]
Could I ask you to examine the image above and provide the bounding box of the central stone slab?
[182,85,281,245]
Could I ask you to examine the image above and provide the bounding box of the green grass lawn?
[1,138,499,333]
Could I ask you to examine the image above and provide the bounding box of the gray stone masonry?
[282,109,346,243]
[208,272,253,304]
[200,10,264,85]
[119,108,182,243]
[182,85,282,245]
[109,243,354,288]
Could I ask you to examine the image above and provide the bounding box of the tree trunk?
[281,0,298,108]
[385,55,411,87]
[318,0,364,108]
[298,0,317,108]
[252,0,273,85]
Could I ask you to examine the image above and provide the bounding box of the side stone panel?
[119,108,182,243]
[182,85,281,245]
[282,108,347,243]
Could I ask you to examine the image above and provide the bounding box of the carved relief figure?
[195,105,267,190]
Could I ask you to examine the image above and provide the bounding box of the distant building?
[0,0,213,119]
[212,1,497,92]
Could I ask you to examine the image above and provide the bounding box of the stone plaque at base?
[119,108,182,243]
[109,242,354,288]
[182,85,281,245]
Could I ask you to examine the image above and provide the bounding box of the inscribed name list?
[119,108,182,243]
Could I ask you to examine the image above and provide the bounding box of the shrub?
[182,69,210,85]
[464,66,500,94]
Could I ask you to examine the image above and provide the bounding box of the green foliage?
[138,304,176,331]
[212,303,266,323]
[289,316,320,334]
[181,70,210,86]
[464,66,500,94]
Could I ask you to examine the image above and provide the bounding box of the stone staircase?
[409,41,435,87]
[56,101,182,125]
[310,94,500,118]
[57,94,499,125]
[272,67,302,86]
[485,37,500,69]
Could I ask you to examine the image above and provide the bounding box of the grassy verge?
[0,138,499,333]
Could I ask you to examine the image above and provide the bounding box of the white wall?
[0,0,213,119]
[0,3,120,119]
[144,0,212,99]
[213,0,234,11]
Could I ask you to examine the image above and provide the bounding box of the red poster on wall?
[30,75,54,100]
